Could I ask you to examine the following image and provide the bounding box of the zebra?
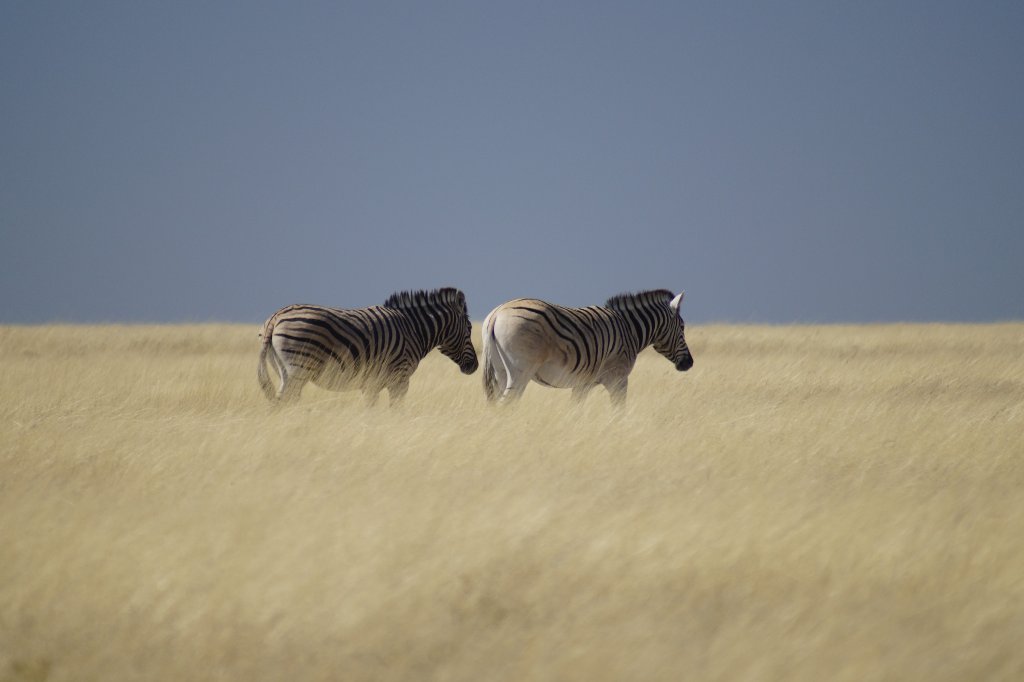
[258,287,478,406]
[481,289,693,406]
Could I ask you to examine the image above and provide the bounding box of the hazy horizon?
[3,2,1022,324]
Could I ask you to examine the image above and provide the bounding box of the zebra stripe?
[481,289,693,405]
[258,287,478,405]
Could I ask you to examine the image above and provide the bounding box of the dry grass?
[2,322,1023,681]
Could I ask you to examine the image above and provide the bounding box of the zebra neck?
[618,309,654,351]
[403,308,445,355]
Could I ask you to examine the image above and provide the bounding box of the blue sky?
[2,1,1022,323]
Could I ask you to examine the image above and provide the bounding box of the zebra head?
[653,291,694,372]
[436,288,479,375]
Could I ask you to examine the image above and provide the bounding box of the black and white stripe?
[258,287,478,405]
[481,289,692,405]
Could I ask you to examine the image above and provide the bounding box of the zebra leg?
[495,353,538,402]
[362,386,382,407]
[571,385,595,404]
[387,377,410,406]
[276,371,305,403]
[257,337,277,402]
[603,376,628,408]
[488,330,537,403]
[499,362,541,402]
[481,314,506,403]
[269,337,315,404]
[484,355,509,403]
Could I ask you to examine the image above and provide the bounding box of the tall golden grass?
[2,322,1023,681]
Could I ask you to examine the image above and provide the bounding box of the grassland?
[2,322,1023,681]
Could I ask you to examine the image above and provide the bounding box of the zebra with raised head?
[481,289,693,406]
[258,287,478,405]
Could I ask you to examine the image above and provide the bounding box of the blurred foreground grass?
[2,323,1023,681]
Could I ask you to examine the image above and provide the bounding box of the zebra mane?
[383,287,466,310]
[604,289,675,311]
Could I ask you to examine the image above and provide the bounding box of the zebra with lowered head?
[481,289,693,406]
[258,287,478,405]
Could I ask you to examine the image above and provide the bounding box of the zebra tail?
[481,312,499,402]
[257,320,278,401]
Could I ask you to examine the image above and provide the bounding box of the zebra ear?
[669,291,684,316]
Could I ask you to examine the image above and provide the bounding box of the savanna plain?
[2,322,1023,682]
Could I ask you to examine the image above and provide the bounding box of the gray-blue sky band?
[2,3,1022,323]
